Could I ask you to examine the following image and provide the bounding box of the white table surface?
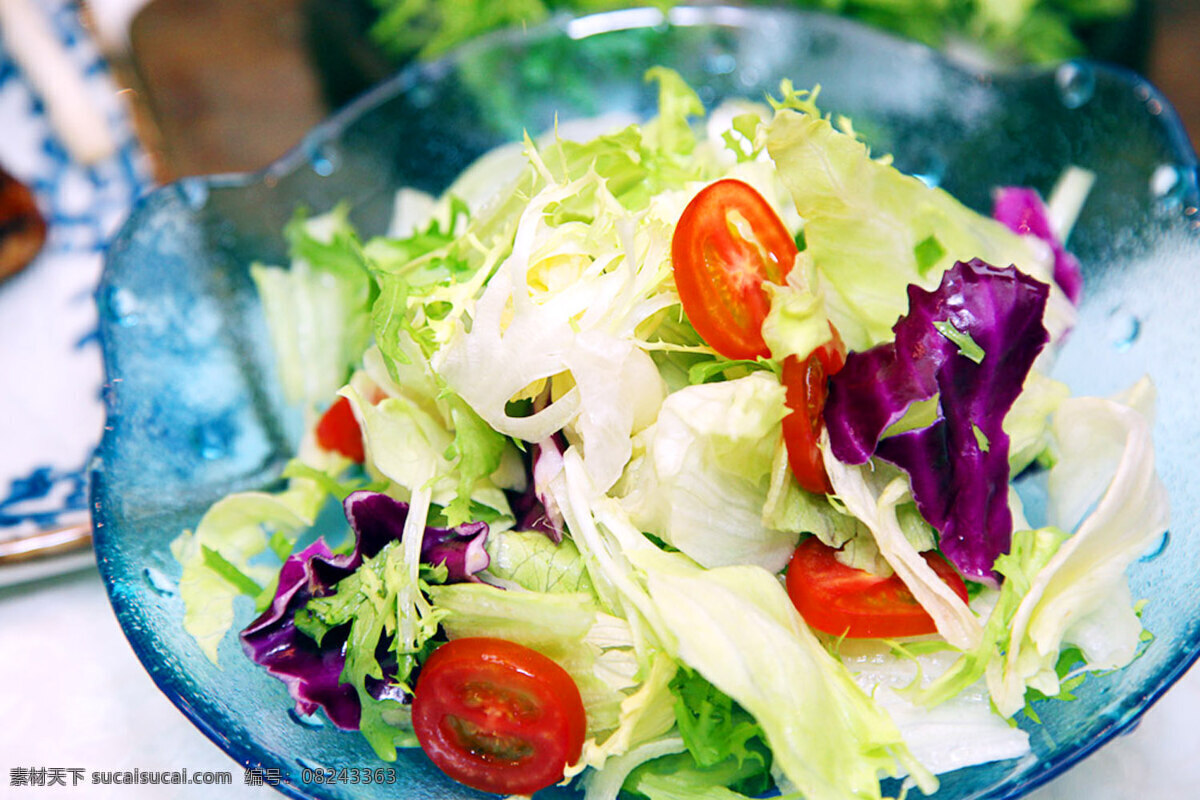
[2,562,1199,799]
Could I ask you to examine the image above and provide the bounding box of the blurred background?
[90,0,1200,180]
[0,1,1198,798]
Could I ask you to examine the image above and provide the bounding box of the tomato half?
[671,179,798,360]
[781,327,847,494]
[412,637,587,796]
[785,537,969,639]
[315,395,364,462]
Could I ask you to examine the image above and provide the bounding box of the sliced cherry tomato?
[781,326,847,494]
[672,179,798,360]
[412,637,586,796]
[315,395,364,462]
[785,537,969,639]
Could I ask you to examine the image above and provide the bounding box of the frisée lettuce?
[173,69,1169,800]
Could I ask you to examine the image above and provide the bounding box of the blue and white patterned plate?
[0,0,152,541]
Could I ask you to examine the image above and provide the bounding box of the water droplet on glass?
[1106,307,1141,351]
[1150,164,1187,206]
[1055,62,1094,109]
[176,178,209,210]
[704,53,736,75]
[738,64,762,88]
[193,418,235,460]
[310,146,339,177]
[1119,716,1143,737]
[288,708,325,728]
[104,286,141,327]
[1139,530,1170,562]
[143,567,177,596]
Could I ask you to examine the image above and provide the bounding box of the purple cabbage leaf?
[993,187,1082,305]
[824,259,1050,582]
[240,491,490,739]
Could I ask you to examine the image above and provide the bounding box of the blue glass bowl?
[92,6,1200,799]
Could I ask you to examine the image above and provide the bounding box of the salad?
[173,70,1170,799]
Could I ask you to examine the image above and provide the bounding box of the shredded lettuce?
[1003,369,1071,475]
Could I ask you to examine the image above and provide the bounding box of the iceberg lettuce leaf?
[171,461,333,663]
[253,206,374,412]
[635,548,937,800]
[765,108,1064,351]
[989,382,1169,714]
[483,528,593,594]
[823,457,983,650]
[912,379,1167,716]
[838,640,1030,776]
[618,373,798,572]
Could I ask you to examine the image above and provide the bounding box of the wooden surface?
[1146,0,1200,155]
[115,0,1200,181]
[119,0,327,181]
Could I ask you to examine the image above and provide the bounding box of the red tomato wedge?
[412,637,587,796]
[315,395,365,462]
[671,179,798,360]
[781,327,847,494]
[785,537,969,639]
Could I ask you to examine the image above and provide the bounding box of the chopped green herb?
[687,357,775,385]
[913,234,946,275]
[200,545,264,597]
[972,424,991,453]
[934,319,985,363]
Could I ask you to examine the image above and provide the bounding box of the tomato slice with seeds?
[781,326,847,495]
[785,537,969,639]
[412,637,586,796]
[315,395,364,462]
[673,179,845,493]
[671,178,799,360]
